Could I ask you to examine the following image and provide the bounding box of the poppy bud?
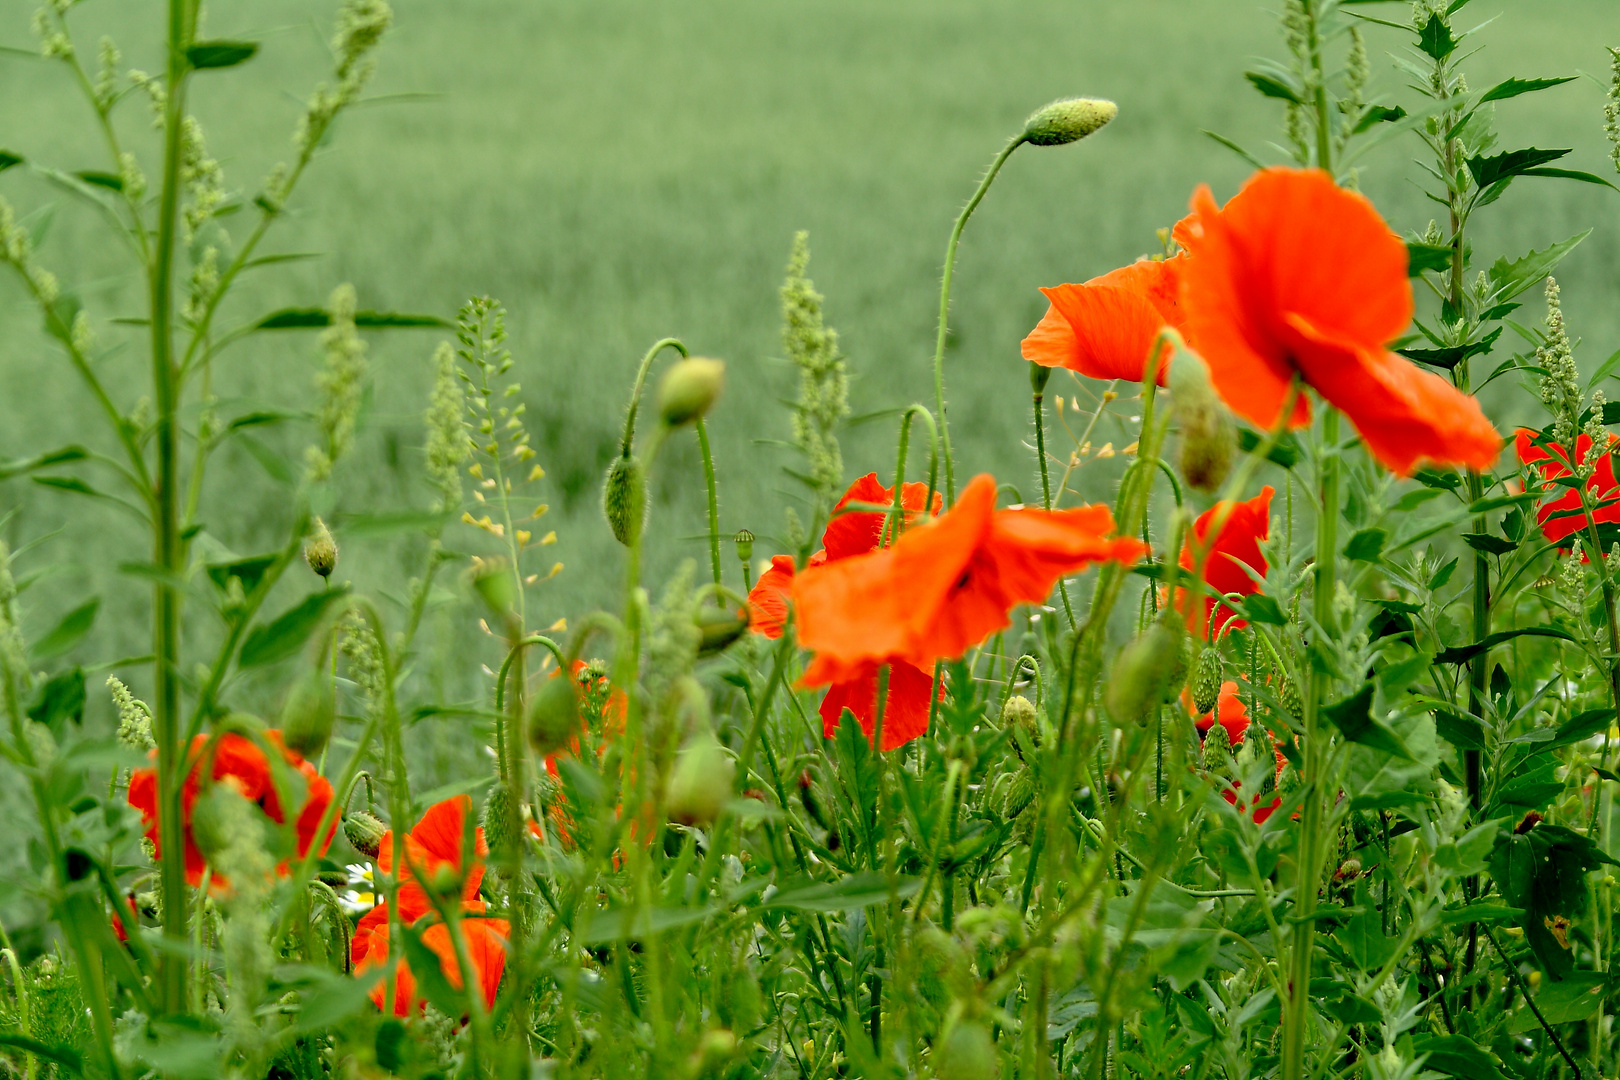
[937,1019,1000,1080]
[527,676,582,757]
[1105,618,1186,725]
[913,927,972,1009]
[1201,726,1230,772]
[602,453,647,547]
[1002,768,1037,819]
[482,780,519,861]
[666,734,735,827]
[344,810,387,860]
[733,529,754,564]
[696,605,750,657]
[280,667,336,758]
[189,787,237,859]
[304,517,338,578]
[1277,675,1303,723]
[1021,97,1117,147]
[656,357,725,427]
[1191,647,1224,716]
[1030,361,1052,394]
[1169,347,1235,494]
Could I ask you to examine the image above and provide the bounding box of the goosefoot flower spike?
[1177,167,1501,476]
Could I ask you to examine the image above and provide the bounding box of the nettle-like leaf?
[1489,824,1617,976]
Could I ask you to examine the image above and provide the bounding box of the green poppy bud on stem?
[602,453,647,547]
[666,733,735,826]
[1021,97,1117,147]
[482,780,519,861]
[527,676,582,757]
[1168,346,1236,494]
[304,517,338,578]
[1191,646,1224,716]
[1106,617,1188,725]
[937,1019,1000,1080]
[1001,693,1039,739]
[344,809,387,860]
[696,605,750,657]
[657,357,725,427]
[280,667,336,758]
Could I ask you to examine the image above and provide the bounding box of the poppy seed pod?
[602,453,647,547]
[1105,618,1187,725]
[343,809,387,860]
[280,667,336,758]
[666,734,735,827]
[1022,97,1117,147]
[937,1019,1001,1080]
[732,529,754,564]
[527,676,582,757]
[656,357,725,427]
[1191,646,1224,716]
[1169,347,1236,494]
[304,517,338,578]
[697,605,750,657]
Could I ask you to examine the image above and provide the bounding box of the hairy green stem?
[696,417,724,592]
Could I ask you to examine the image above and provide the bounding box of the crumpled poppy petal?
[823,474,939,562]
[1176,487,1270,640]
[747,554,797,639]
[818,660,936,751]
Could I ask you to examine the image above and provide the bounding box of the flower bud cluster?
[424,342,469,513]
[180,117,226,241]
[1536,277,1582,446]
[306,284,368,483]
[1606,47,1620,176]
[109,676,155,751]
[782,232,848,506]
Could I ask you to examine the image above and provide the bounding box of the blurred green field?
[0,0,1616,685]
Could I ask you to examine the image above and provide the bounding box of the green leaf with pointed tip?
[0,444,89,480]
[1323,683,1412,759]
[1487,230,1591,304]
[187,40,259,69]
[31,598,99,659]
[1244,71,1303,104]
[1466,147,1571,190]
[0,150,22,172]
[238,587,351,669]
[1417,13,1455,60]
[253,307,451,331]
[1405,242,1452,276]
[1479,76,1576,103]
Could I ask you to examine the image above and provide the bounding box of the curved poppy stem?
[885,404,940,545]
[933,135,1026,507]
[1032,365,1078,628]
[619,337,689,455]
[696,417,725,593]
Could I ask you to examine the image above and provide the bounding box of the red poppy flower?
[1515,429,1620,546]
[351,797,508,1016]
[1022,257,1187,385]
[1189,680,1283,824]
[1173,486,1271,641]
[111,893,140,943]
[1177,167,1500,477]
[746,474,944,750]
[795,473,1147,684]
[127,730,337,888]
[536,661,627,848]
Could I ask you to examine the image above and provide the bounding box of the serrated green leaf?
[1240,593,1287,626]
[1323,683,1412,760]
[237,587,350,668]
[1417,13,1455,60]
[1479,76,1576,104]
[1344,528,1385,562]
[1462,531,1516,556]
[1406,241,1452,276]
[31,597,98,659]
[1487,230,1591,304]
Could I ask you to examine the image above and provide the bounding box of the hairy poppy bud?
[1106,618,1186,725]
[937,1019,1000,1080]
[304,517,338,578]
[482,780,519,861]
[280,667,336,758]
[697,605,750,657]
[666,734,735,826]
[527,676,582,757]
[1002,768,1037,819]
[1022,97,1117,147]
[732,529,754,564]
[1191,647,1224,716]
[657,357,725,427]
[1201,725,1230,772]
[602,453,647,547]
[189,787,239,859]
[344,810,387,860]
[1001,693,1039,737]
[1169,347,1235,494]
[1277,675,1303,723]
[913,927,972,1010]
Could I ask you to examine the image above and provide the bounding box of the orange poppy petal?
[1021,302,1080,370]
[818,660,935,751]
[1286,315,1501,476]
[1040,282,1173,385]
[747,555,796,639]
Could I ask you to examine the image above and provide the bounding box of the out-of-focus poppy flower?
[1190,680,1283,824]
[127,730,337,888]
[1022,256,1187,385]
[1173,487,1272,641]
[351,797,508,1017]
[795,474,1147,685]
[747,474,943,750]
[1515,429,1620,547]
[111,892,140,944]
[1177,167,1500,477]
[536,661,627,848]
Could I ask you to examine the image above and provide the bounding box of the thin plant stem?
[696,417,724,592]
[1032,366,1077,627]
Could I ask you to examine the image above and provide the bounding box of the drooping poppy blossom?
[1177,167,1500,477]
[1515,428,1620,547]
[794,474,1148,687]
[351,796,508,1016]
[127,730,337,888]
[746,474,944,750]
[1172,486,1271,641]
[1190,680,1283,824]
[1022,256,1187,385]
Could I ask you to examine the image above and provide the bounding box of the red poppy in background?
[1189,680,1283,824]
[1515,429,1620,547]
[748,473,942,750]
[127,730,337,888]
[1177,167,1500,477]
[351,797,508,1017]
[1022,256,1187,385]
[1174,487,1272,640]
[537,660,627,848]
[794,474,1147,686]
